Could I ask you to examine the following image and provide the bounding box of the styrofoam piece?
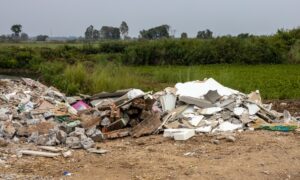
[199,107,222,115]
[163,129,195,141]
[233,107,245,116]
[246,103,260,115]
[195,126,212,133]
[173,129,195,141]
[175,78,239,98]
[163,129,184,137]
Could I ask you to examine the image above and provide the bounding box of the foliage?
[36,35,49,41]
[120,21,129,39]
[100,26,120,40]
[11,24,22,37]
[139,25,170,39]
[181,32,188,39]
[197,29,213,39]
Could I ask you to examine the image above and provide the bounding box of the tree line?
[84,22,214,41]
[1,22,299,43]
[0,24,49,42]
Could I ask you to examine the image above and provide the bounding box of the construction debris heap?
[0,77,299,151]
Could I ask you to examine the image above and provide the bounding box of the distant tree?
[85,25,94,41]
[36,35,48,41]
[181,32,188,39]
[0,35,8,42]
[197,29,213,39]
[92,29,100,40]
[237,33,250,38]
[11,24,22,37]
[100,26,120,40]
[120,21,129,39]
[139,25,170,39]
[20,33,29,41]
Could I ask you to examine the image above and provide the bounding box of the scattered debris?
[0,77,299,151]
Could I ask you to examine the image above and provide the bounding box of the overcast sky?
[0,0,299,37]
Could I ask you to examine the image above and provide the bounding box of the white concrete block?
[173,129,195,141]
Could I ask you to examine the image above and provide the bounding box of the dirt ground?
[0,101,299,180]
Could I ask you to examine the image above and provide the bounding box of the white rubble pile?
[158,78,299,140]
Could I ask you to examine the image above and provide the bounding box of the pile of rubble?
[0,77,299,153]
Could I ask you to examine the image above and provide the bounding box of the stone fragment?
[66,137,81,149]
[226,135,236,142]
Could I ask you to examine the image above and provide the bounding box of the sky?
[0,0,299,37]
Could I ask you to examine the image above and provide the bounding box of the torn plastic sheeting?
[72,100,90,111]
[258,125,298,132]
[175,78,239,98]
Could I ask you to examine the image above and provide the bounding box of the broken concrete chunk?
[0,121,16,139]
[86,126,104,142]
[80,137,95,149]
[62,150,73,158]
[195,126,212,133]
[204,90,222,103]
[66,136,81,149]
[56,130,67,144]
[179,96,214,108]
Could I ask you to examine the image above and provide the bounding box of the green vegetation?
[38,63,300,100]
[0,28,300,99]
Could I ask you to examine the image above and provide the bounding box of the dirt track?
[1,130,300,180]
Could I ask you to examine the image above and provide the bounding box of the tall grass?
[39,62,300,100]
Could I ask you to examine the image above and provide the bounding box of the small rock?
[66,136,81,149]
[81,137,95,149]
[211,139,220,145]
[226,136,236,142]
[62,150,73,158]
[280,103,287,106]
[0,138,8,147]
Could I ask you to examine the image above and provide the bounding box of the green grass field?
[42,63,300,100]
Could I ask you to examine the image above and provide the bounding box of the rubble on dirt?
[0,77,299,154]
